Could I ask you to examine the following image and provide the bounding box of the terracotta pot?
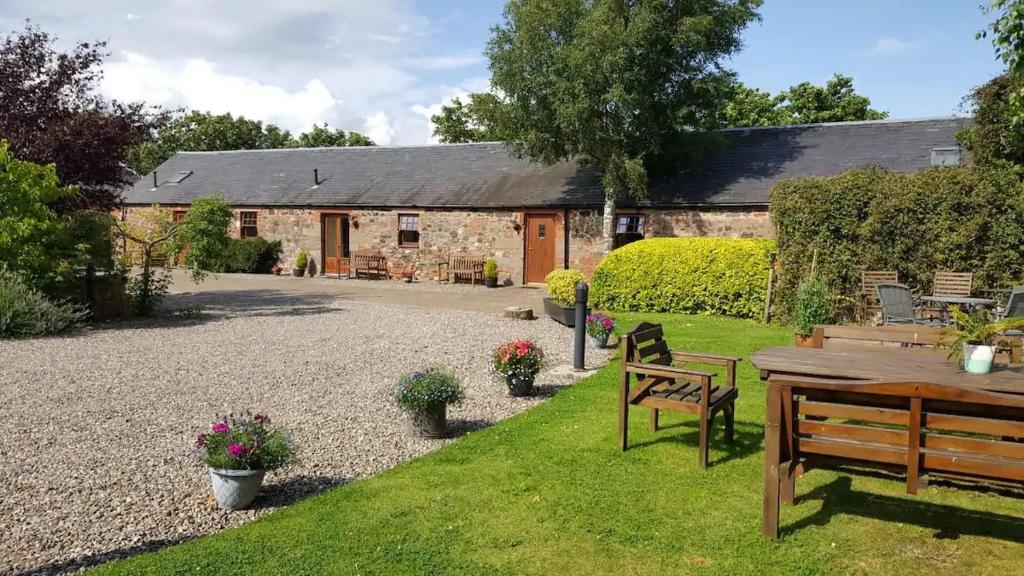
[794,333,817,348]
[407,403,446,438]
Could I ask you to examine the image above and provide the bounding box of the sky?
[0,0,1005,146]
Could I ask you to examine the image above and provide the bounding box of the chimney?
[313,168,320,185]
[152,171,158,188]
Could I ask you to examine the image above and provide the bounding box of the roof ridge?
[176,141,507,155]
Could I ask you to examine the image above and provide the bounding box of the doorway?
[321,213,351,275]
[524,213,557,283]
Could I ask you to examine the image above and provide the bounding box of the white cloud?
[365,112,397,145]
[870,37,917,57]
[405,54,484,70]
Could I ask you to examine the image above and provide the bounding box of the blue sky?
[1,0,1005,144]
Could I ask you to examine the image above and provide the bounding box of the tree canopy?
[128,113,375,175]
[431,93,506,144]
[0,24,167,211]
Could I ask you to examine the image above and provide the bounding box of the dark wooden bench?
[349,250,388,280]
[620,322,741,467]
[763,376,1024,539]
[810,324,1021,363]
[439,255,484,285]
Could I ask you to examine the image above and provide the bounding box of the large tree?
[724,75,886,127]
[129,112,375,174]
[431,93,507,143]
[487,0,761,250]
[0,24,167,210]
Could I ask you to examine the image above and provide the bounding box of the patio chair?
[860,270,898,323]
[998,287,1024,363]
[875,283,942,326]
[933,271,972,297]
[619,322,741,468]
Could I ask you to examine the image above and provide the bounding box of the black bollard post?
[574,282,588,371]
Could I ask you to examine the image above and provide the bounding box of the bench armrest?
[625,362,714,380]
[670,351,741,366]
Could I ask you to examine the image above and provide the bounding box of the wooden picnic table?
[751,345,1024,395]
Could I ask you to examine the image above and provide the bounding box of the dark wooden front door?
[524,213,557,283]
[322,214,350,275]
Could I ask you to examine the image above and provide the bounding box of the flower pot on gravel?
[394,368,465,439]
[585,312,615,349]
[505,372,535,397]
[208,467,266,510]
[963,343,996,374]
[588,333,609,348]
[407,402,447,438]
[485,277,498,288]
[543,297,588,327]
[292,268,304,277]
[195,413,296,512]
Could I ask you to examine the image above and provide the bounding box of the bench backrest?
[934,271,972,297]
[811,324,943,349]
[449,255,484,271]
[770,377,1024,488]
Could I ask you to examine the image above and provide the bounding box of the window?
[166,170,193,184]
[614,214,645,249]
[172,210,187,222]
[240,211,258,238]
[398,214,420,247]
[931,147,960,167]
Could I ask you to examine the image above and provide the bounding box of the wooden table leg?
[763,379,783,540]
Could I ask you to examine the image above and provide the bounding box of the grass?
[94,313,1024,575]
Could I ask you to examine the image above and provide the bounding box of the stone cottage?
[121,117,969,284]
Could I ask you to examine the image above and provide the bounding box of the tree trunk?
[601,193,616,253]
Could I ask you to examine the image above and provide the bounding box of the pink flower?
[253,413,268,423]
[211,422,229,434]
[195,434,207,449]
[228,443,246,458]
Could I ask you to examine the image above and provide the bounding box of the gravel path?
[0,295,608,575]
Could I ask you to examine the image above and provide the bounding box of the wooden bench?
[439,255,484,285]
[620,322,742,467]
[763,376,1024,539]
[349,250,388,280]
[809,324,1021,363]
[861,270,898,322]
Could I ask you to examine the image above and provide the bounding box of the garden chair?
[860,270,897,323]
[998,286,1024,363]
[619,322,741,468]
[933,271,973,297]
[876,283,943,326]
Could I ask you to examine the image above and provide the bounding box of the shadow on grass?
[447,418,494,437]
[785,476,1024,543]
[15,536,199,576]
[255,474,351,509]
[627,419,764,467]
[88,289,345,332]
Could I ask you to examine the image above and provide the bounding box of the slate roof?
[122,116,971,209]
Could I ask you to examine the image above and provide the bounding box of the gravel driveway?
[0,291,608,575]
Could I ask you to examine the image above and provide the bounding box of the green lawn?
[95,314,1024,575]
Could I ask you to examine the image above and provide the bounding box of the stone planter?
[505,372,536,397]
[543,297,589,327]
[208,468,266,510]
[407,403,447,438]
[794,333,817,348]
[589,332,610,348]
[485,277,498,288]
[963,343,996,374]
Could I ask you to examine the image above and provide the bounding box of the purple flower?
[253,413,268,424]
[212,422,230,434]
[195,434,207,449]
[228,443,246,458]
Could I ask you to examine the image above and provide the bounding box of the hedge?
[213,238,283,274]
[770,165,1024,321]
[590,237,776,319]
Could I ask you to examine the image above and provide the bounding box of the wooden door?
[321,214,350,275]
[524,213,557,283]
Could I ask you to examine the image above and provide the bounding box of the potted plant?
[493,339,545,396]
[402,269,415,283]
[585,312,615,348]
[394,368,465,438]
[543,268,588,326]
[941,308,1024,374]
[195,413,296,510]
[484,258,499,288]
[793,273,831,347]
[293,249,308,277]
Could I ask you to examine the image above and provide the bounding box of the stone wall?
[123,204,772,282]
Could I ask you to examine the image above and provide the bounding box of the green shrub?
[484,258,498,279]
[545,268,586,307]
[771,165,1024,321]
[393,368,465,413]
[590,237,775,319]
[215,238,283,273]
[0,271,87,338]
[294,249,308,271]
[793,273,832,335]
